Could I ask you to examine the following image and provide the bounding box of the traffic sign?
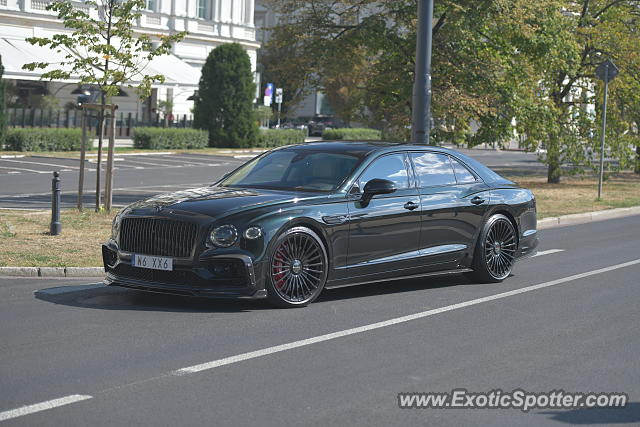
[595,60,619,83]
[265,83,274,97]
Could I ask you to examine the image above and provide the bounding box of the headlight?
[111,215,122,240]
[244,226,263,240]
[210,224,238,247]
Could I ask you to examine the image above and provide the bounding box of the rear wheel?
[468,214,517,283]
[265,226,328,308]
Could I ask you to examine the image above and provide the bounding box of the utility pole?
[411,0,434,145]
[594,59,619,200]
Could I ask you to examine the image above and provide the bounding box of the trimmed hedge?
[133,128,209,149]
[256,129,306,148]
[322,128,382,141]
[4,128,83,151]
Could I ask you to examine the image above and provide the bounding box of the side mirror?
[361,178,396,207]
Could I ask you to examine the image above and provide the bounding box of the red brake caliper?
[273,243,287,289]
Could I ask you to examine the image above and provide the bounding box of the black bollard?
[50,171,61,235]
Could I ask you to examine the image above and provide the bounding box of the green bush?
[322,128,382,141]
[193,43,258,148]
[133,128,208,149]
[4,128,82,151]
[257,129,306,148]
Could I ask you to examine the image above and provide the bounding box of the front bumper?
[102,240,267,299]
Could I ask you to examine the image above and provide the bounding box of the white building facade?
[0,0,259,123]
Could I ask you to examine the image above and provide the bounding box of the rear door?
[409,152,488,268]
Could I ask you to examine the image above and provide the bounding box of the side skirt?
[325,268,473,290]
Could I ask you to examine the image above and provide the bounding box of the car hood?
[122,186,313,218]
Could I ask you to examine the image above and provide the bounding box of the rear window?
[410,152,457,187]
[450,157,477,183]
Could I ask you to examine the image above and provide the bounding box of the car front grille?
[119,217,198,258]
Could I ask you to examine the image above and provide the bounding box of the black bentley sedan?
[103,142,538,307]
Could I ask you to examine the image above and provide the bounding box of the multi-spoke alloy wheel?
[468,214,518,283]
[266,227,328,307]
[483,217,517,280]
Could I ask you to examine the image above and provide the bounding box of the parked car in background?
[307,115,344,136]
[103,141,538,308]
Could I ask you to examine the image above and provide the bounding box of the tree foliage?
[261,0,640,182]
[193,43,259,148]
[22,0,187,100]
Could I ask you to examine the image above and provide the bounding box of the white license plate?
[132,254,173,271]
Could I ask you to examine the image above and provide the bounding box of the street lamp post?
[411,0,434,145]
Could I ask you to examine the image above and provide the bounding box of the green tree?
[22,0,186,208]
[194,43,258,148]
[0,55,5,148]
[262,0,640,182]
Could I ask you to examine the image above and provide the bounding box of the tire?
[467,214,517,283]
[265,226,328,308]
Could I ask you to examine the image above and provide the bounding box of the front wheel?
[468,214,517,283]
[265,226,328,308]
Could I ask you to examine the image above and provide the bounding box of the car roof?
[298,140,509,184]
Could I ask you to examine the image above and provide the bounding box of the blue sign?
[265,83,274,97]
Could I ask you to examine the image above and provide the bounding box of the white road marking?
[175,258,640,374]
[0,158,79,169]
[532,249,565,257]
[0,182,211,199]
[0,395,93,422]
[139,156,215,166]
[8,171,20,174]
[85,151,175,157]
[0,155,25,159]
[0,166,49,174]
[117,159,183,167]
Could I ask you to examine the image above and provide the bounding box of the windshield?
[218,148,363,192]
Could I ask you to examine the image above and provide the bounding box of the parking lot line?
[174,258,640,375]
[0,166,50,174]
[0,395,93,422]
[0,159,80,170]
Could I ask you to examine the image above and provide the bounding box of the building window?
[145,0,157,11]
[197,0,210,19]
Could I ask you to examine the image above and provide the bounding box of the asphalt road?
[0,148,541,209]
[1,215,639,426]
[0,153,247,209]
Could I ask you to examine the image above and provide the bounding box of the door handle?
[404,201,419,211]
[470,196,485,205]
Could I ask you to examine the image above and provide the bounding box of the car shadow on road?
[33,273,480,313]
[538,402,640,425]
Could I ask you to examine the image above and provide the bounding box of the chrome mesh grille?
[119,217,198,258]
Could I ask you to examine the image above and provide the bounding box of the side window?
[358,154,409,190]
[450,157,477,184]
[410,152,456,187]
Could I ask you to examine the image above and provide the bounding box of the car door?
[409,152,489,268]
[343,152,422,278]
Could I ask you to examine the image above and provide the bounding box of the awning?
[0,37,200,87]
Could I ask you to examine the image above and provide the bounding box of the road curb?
[537,205,640,229]
[1,206,638,278]
[0,267,104,278]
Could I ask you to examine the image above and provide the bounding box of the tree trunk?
[547,159,561,183]
[546,133,561,184]
[95,103,104,212]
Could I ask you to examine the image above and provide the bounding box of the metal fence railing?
[7,108,194,138]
